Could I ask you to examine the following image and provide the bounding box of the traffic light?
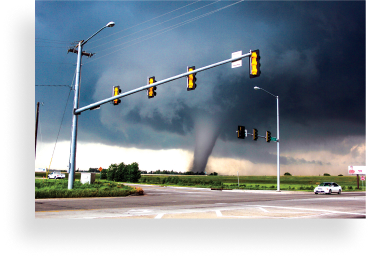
[112,85,121,105]
[237,125,245,139]
[187,66,197,91]
[148,76,157,99]
[266,131,271,143]
[252,128,258,141]
[249,49,261,78]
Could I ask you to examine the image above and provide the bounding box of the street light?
[254,86,280,192]
[67,22,115,189]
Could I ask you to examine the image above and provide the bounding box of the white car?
[314,182,342,194]
[48,171,66,179]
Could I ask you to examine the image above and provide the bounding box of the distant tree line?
[100,162,141,183]
[140,170,218,176]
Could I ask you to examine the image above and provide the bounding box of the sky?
[34,0,366,176]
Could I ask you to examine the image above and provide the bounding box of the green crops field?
[35,173,366,192]
[138,174,366,191]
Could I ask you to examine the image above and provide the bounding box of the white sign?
[231,51,242,68]
[348,166,366,175]
[361,176,365,181]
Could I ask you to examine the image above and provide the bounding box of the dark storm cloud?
[36,1,365,171]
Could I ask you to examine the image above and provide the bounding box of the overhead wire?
[85,0,244,65]
[89,0,221,50]
[88,0,203,45]
[47,69,76,172]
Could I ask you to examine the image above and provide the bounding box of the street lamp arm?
[81,22,114,47]
[255,86,277,98]
[82,26,107,47]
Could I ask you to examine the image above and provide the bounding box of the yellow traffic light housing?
[112,85,121,105]
[237,125,245,139]
[249,49,261,78]
[253,128,258,141]
[148,76,157,99]
[187,66,197,91]
[266,131,271,143]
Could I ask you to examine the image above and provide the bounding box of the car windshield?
[319,183,332,186]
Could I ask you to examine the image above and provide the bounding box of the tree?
[116,162,128,182]
[127,162,141,183]
[107,164,118,181]
[106,162,141,183]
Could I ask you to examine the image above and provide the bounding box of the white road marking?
[155,213,165,219]
[215,210,223,217]
[258,207,269,213]
[256,205,366,216]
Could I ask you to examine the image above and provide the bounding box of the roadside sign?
[231,51,242,68]
[361,176,365,181]
[271,137,277,142]
[99,167,103,172]
[348,166,366,175]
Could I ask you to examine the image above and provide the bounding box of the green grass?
[138,175,365,191]
[35,173,366,192]
[35,179,143,199]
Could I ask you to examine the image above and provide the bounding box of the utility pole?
[67,22,115,189]
[35,102,40,158]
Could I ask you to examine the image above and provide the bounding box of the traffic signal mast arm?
[74,51,253,115]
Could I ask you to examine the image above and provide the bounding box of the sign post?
[348,166,366,190]
[360,175,365,191]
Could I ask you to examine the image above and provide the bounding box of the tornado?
[191,113,222,172]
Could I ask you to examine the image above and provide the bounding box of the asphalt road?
[35,184,366,219]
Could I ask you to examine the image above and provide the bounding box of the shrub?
[100,169,108,179]
[324,173,331,176]
[284,172,292,176]
[348,186,353,190]
[338,174,343,176]
[135,187,144,195]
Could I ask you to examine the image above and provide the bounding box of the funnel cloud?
[192,113,223,172]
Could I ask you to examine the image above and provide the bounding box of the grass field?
[138,174,366,191]
[35,173,366,192]
[35,178,143,199]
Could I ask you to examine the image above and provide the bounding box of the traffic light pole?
[68,41,83,190]
[67,22,115,189]
[74,51,253,114]
[253,86,280,192]
[276,95,280,192]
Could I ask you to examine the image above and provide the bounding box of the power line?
[89,0,219,50]
[88,0,203,45]
[85,0,244,64]
[36,84,72,87]
[36,37,71,43]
